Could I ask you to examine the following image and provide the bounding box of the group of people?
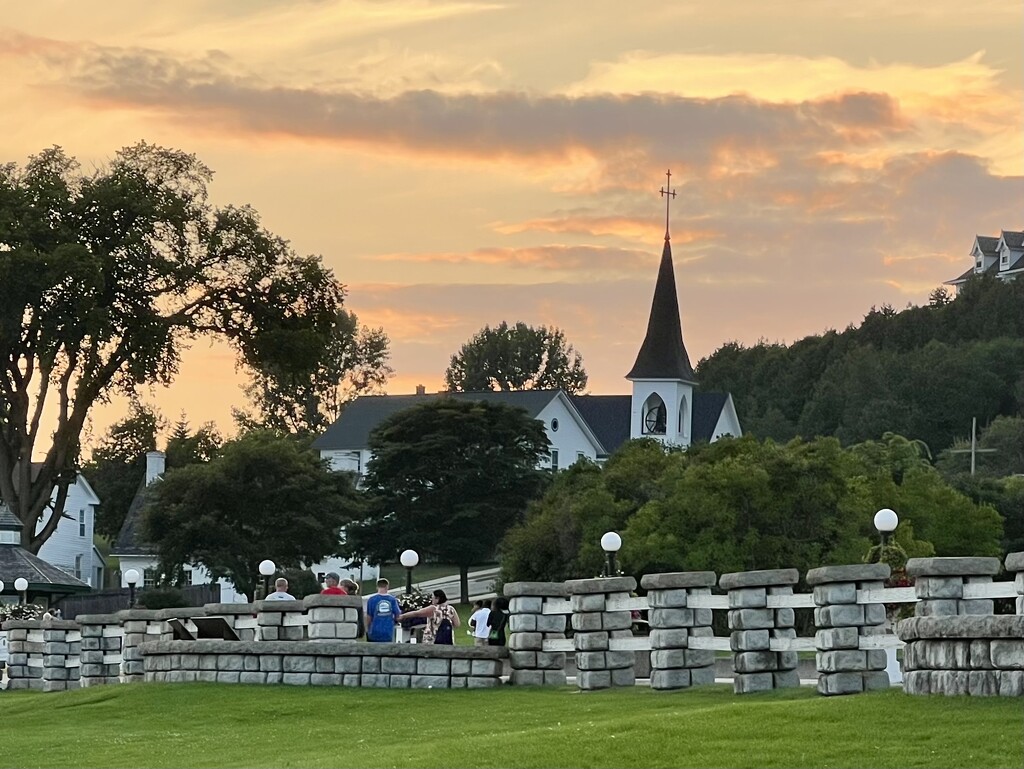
[261,573,510,646]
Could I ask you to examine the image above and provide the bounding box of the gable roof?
[999,230,1024,250]
[111,474,154,557]
[0,545,92,593]
[568,395,632,456]
[626,238,697,383]
[312,390,561,451]
[975,235,999,256]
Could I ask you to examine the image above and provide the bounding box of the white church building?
[313,218,742,474]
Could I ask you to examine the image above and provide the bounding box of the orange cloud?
[366,244,656,273]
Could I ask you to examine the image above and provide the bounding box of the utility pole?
[948,417,997,475]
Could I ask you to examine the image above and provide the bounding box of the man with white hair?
[265,577,295,600]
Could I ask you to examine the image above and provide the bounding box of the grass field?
[1,683,1019,768]
[376,562,497,591]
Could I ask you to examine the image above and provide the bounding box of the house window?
[550,449,559,471]
[577,451,585,463]
[679,395,689,437]
[78,509,86,537]
[143,568,159,588]
[550,418,559,432]
[642,393,667,435]
[976,260,982,270]
[74,554,83,580]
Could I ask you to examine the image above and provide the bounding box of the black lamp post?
[600,532,622,577]
[400,549,419,595]
[124,569,140,608]
[874,508,898,547]
[259,559,276,600]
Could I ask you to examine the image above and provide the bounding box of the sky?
[3,1,1023,446]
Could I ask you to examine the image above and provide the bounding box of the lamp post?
[14,577,28,605]
[399,549,419,595]
[124,569,140,609]
[0,580,5,595]
[873,508,898,547]
[258,559,276,600]
[600,532,622,577]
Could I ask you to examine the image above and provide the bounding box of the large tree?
[0,144,350,552]
[445,321,588,394]
[351,398,550,603]
[141,431,359,599]
[235,307,393,436]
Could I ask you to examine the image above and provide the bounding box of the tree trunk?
[460,565,470,605]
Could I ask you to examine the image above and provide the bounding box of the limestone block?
[503,582,568,598]
[906,557,1000,577]
[509,651,536,668]
[817,672,863,696]
[467,676,500,688]
[968,670,999,696]
[814,604,864,628]
[990,640,1024,670]
[649,608,694,629]
[259,627,280,641]
[728,588,767,609]
[650,629,690,649]
[307,624,339,640]
[509,632,544,650]
[240,672,268,685]
[605,651,635,670]
[931,670,969,696]
[773,670,800,689]
[198,656,217,670]
[536,652,566,670]
[257,613,282,627]
[412,675,449,689]
[577,670,611,690]
[735,651,778,673]
[571,594,606,613]
[217,672,242,684]
[575,651,606,670]
[648,589,689,609]
[543,671,567,685]
[720,569,799,590]
[775,608,795,628]
[806,564,890,586]
[449,676,466,688]
[921,640,970,670]
[451,659,472,676]
[651,668,690,690]
[535,614,566,633]
[196,670,218,683]
[691,667,717,687]
[863,604,886,626]
[777,651,798,671]
[382,657,417,675]
[217,654,245,671]
[81,638,101,651]
[573,631,609,651]
[362,674,389,687]
[958,599,994,616]
[309,607,348,623]
[511,669,545,686]
[727,609,774,631]
[341,674,360,687]
[733,672,774,694]
[509,596,543,614]
[865,649,887,671]
[416,658,450,676]
[812,583,857,606]
[471,659,502,677]
[915,576,964,600]
[283,655,315,673]
[280,626,305,641]
[731,630,770,651]
[570,613,603,632]
[968,640,992,670]
[863,671,890,692]
[999,671,1024,697]
[602,611,633,631]
[641,572,717,590]
[509,614,537,633]
[816,650,866,673]
[388,675,411,688]
[566,577,636,595]
[611,667,635,687]
[259,656,282,672]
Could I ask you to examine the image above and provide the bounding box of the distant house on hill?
[313,218,742,477]
[946,230,1024,292]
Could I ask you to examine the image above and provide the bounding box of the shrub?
[137,587,187,610]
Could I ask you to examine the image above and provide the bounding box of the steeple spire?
[625,172,696,383]
[660,168,676,242]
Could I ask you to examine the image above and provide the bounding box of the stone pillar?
[119,609,163,682]
[504,582,568,686]
[906,557,1001,616]
[3,620,43,691]
[566,577,637,691]
[256,600,306,641]
[157,608,204,641]
[78,613,123,687]
[807,563,891,696]
[303,595,360,641]
[720,569,800,694]
[640,571,716,691]
[40,618,81,692]
[1003,552,1024,615]
[204,603,259,641]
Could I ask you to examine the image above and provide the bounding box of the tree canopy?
[141,431,359,599]
[350,398,550,602]
[0,144,355,552]
[445,321,588,394]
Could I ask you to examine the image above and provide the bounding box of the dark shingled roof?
[626,238,697,383]
[976,235,1000,255]
[1000,230,1024,249]
[0,503,91,593]
[112,475,154,557]
[312,390,561,451]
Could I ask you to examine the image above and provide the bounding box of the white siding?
[36,475,98,586]
[536,397,602,470]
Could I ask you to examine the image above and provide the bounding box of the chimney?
[145,451,166,486]
[415,384,426,395]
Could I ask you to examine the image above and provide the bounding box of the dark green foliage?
[501,433,1004,583]
[136,587,187,610]
[697,275,1024,453]
[352,399,550,602]
[280,568,322,600]
[141,431,360,599]
[445,321,588,394]
[0,144,352,553]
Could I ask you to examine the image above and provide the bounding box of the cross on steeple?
[660,169,676,241]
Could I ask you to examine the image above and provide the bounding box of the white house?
[32,468,104,588]
[946,230,1024,293]
[111,451,375,599]
[312,223,742,473]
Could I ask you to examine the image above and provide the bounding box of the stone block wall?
[256,600,307,641]
[640,571,716,691]
[566,577,637,691]
[807,564,891,696]
[897,615,1024,696]
[40,619,81,692]
[119,609,164,682]
[77,613,123,687]
[906,557,1001,616]
[3,621,43,691]
[720,569,800,694]
[139,640,506,688]
[302,594,360,642]
[504,582,568,686]
[1005,552,1024,615]
[202,603,258,641]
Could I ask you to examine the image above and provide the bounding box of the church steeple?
[626,171,696,384]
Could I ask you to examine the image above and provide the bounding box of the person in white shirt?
[264,577,296,600]
[468,600,491,646]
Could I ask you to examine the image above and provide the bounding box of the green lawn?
[376,561,497,592]
[1,683,1019,768]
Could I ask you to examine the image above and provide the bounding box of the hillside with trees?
[696,277,1024,457]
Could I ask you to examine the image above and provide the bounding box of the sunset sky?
[3,1,1023,445]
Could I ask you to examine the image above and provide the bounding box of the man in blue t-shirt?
[365,578,403,642]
